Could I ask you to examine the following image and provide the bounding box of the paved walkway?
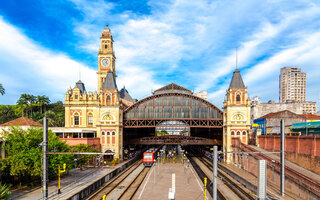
[135,159,210,200]
[11,166,114,200]
[249,145,320,182]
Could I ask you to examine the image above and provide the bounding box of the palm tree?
[27,94,36,117]
[17,95,28,117]
[42,110,56,126]
[36,95,50,114]
[0,84,5,95]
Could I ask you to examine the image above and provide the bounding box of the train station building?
[51,25,251,162]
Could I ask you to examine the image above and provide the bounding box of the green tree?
[0,183,11,199]
[72,144,99,168]
[0,84,5,95]
[16,96,28,117]
[0,105,17,124]
[36,95,50,114]
[4,127,73,180]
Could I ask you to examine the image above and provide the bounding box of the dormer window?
[75,94,78,99]
[107,96,111,103]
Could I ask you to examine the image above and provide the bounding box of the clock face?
[101,58,110,67]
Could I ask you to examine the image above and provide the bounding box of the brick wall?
[61,138,101,151]
[257,135,320,174]
[258,135,320,156]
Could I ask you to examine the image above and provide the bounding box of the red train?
[143,148,157,167]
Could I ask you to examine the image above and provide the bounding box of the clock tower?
[97,25,116,91]
[223,69,251,163]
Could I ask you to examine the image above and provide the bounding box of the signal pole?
[42,117,48,199]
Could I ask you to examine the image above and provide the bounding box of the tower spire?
[236,47,238,70]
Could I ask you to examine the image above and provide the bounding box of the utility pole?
[42,117,48,199]
[280,119,285,196]
[213,146,218,200]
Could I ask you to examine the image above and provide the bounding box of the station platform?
[135,158,210,200]
[11,160,131,200]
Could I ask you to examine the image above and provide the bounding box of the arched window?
[107,132,110,144]
[236,131,241,136]
[112,131,116,144]
[236,94,241,103]
[242,131,247,135]
[74,112,79,126]
[102,131,105,136]
[88,113,93,125]
[231,131,235,136]
[107,95,111,103]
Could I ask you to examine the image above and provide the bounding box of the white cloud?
[0,17,96,104]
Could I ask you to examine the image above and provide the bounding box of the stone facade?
[223,69,251,163]
[61,26,135,159]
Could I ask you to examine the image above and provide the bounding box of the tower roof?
[153,83,192,95]
[120,86,135,102]
[229,69,246,89]
[102,70,117,90]
[101,24,112,37]
[75,80,86,94]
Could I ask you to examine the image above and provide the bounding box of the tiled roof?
[121,98,134,107]
[120,86,136,103]
[0,117,42,127]
[299,114,320,120]
[257,110,303,120]
[229,69,246,89]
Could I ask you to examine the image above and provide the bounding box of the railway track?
[87,160,149,200]
[240,145,320,198]
[198,156,256,200]
[187,149,255,199]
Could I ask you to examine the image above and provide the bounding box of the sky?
[0,0,320,109]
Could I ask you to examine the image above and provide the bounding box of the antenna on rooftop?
[236,47,238,69]
[78,63,81,80]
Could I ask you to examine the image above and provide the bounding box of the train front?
[143,152,154,167]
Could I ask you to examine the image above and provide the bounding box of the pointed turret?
[75,80,86,94]
[102,71,117,90]
[120,86,135,103]
[229,69,246,89]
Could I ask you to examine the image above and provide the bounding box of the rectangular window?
[74,116,79,126]
[88,116,93,125]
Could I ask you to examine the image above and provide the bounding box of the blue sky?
[0,0,320,109]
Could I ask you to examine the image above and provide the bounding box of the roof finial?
[236,47,238,70]
[78,63,81,80]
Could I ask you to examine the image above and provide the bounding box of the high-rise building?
[279,67,306,103]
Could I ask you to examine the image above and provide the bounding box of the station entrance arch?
[122,83,223,145]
